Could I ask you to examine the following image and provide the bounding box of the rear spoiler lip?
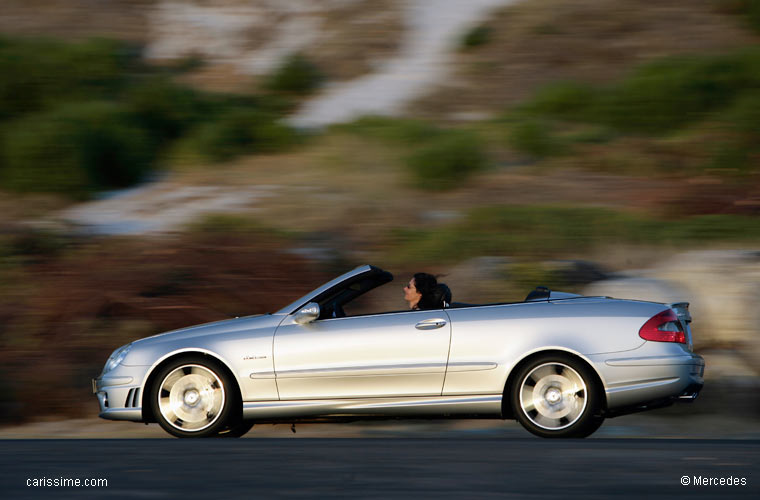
[669,301,691,323]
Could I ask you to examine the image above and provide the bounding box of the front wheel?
[216,421,254,438]
[511,354,604,438]
[151,356,237,438]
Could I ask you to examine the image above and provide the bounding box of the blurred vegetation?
[503,47,760,175]
[0,228,70,264]
[0,36,297,198]
[706,91,760,175]
[0,37,136,120]
[264,52,325,95]
[506,117,567,159]
[341,47,760,182]
[184,108,296,162]
[2,101,154,198]
[331,115,440,144]
[387,206,760,266]
[186,213,296,239]
[122,78,206,144]
[405,129,487,190]
[461,25,493,49]
[0,227,328,424]
[717,0,760,33]
[335,115,489,190]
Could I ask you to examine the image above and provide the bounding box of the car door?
[273,309,452,400]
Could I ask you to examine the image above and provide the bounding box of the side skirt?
[242,394,503,420]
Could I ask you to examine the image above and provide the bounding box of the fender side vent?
[125,389,135,408]
[124,388,141,408]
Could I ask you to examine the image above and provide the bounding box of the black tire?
[215,421,255,438]
[150,356,238,438]
[510,354,604,438]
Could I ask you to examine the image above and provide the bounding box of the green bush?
[0,37,135,120]
[123,79,206,143]
[509,262,571,293]
[522,82,598,121]
[1,102,153,197]
[666,214,760,240]
[507,118,565,158]
[188,109,295,162]
[518,48,760,134]
[717,0,760,33]
[747,0,760,31]
[704,91,760,175]
[405,130,486,190]
[564,125,617,145]
[461,25,493,49]
[0,36,302,197]
[386,205,760,266]
[722,90,760,134]
[265,53,324,94]
[187,213,293,239]
[596,53,760,132]
[332,115,441,144]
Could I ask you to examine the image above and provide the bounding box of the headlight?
[102,343,132,375]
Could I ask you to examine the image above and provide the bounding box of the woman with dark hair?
[403,272,448,310]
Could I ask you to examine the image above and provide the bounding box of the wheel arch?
[140,349,243,423]
[500,348,607,419]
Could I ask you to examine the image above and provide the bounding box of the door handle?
[415,319,447,330]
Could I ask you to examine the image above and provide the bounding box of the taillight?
[639,309,686,343]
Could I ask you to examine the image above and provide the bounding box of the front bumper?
[92,365,150,422]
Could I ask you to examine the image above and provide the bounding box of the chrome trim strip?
[97,376,134,388]
[274,363,446,378]
[242,395,502,419]
[99,408,142,422]
[263,363,496,379]
[605,355,703,367]
[446,362,498,372]
[606,377,680,393]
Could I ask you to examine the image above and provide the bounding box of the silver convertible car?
[93,265,704,438]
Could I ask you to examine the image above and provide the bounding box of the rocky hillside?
[1,0,759,425]
[412,0,760,119]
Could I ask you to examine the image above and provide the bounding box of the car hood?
[133,313,281,346]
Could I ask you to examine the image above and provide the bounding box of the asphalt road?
[1,438,757,499]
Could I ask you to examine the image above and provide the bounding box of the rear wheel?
[511,354,604,438]
[151,356,237,438]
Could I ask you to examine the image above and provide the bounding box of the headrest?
[432,283,452,307]
[525,286,551,301]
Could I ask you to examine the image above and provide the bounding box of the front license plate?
[91,378,98,394]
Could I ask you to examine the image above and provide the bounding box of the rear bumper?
[600,352,704,412]
[676,382,703,401]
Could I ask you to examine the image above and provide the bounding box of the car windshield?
[314,268,397,319]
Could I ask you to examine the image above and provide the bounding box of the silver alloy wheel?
[157,364,225,432]
[519,362,587,430]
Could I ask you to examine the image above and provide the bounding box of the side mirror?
[293,302,320,324]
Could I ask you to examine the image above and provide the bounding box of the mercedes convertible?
[93,265,704,438]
